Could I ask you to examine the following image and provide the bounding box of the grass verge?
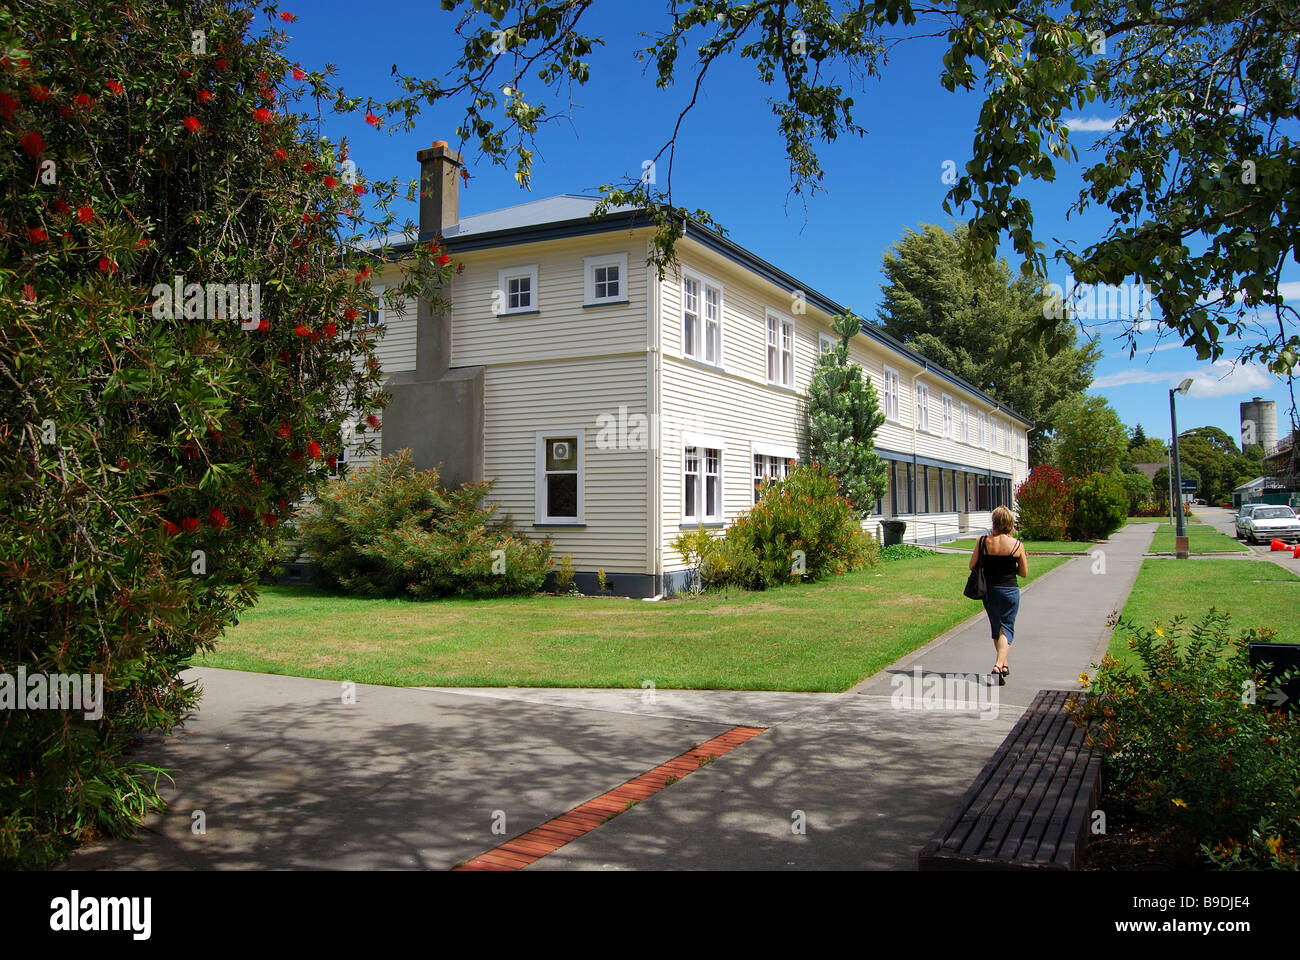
[200,554,1069,692]
[1146,522,1249,555]
[948,538,1095,554]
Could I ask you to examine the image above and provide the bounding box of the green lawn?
[1108,558,1300,666]
[200,554,1068,692]
[1125,516,1161,523]
[948,538,1095,554]
[1146,522,1249,555]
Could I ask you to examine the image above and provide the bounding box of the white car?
[1237,504,1300,544]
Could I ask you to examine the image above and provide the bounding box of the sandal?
[991,665,1006,686]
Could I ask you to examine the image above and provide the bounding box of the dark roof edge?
[383,208,1034,427]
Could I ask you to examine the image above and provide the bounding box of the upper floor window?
[961,402,970,443]
[942,394,954,439]
[1003,423,1011,455]
[496,265,539,315]
[882,366,901,422]
[767,312,794,387]
[915,383,930,433]
[818,333,836,359]
[584,253,627,305]
[365,284,385,326]
[978,412,986,448]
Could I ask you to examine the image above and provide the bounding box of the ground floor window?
[752,453,796,503]
[685,446,722,522]
[536,431,583,523]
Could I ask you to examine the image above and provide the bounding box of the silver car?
[1238,504,1300,544]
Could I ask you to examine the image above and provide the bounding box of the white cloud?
[1093,360,1278,397]
[1064,116,1119,132]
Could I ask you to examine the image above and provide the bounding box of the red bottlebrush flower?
[354,266,370,282]
[344,306,358,321]
[181,517,200,533]
[235,506,251,520]
[261,513,277,527]
[76,205,93,223]
[292,65,306,81]
[327,456,337,469]
[162,519,181,537]
[297,262,310,275]
[74,92,94,109]
[58,104,72,119]
[365,111,379,126]
[21,283,36,302]
[352,183,365,195]
[288,451,302,462]
[28,226,48,243]
[253,106,273,123]
[105,80,124,96]
[293,324,310,337]
[0,92,17,121]
[302,160,315,173]
[29,83,50,102]
[321,321,337,338]
[182,440,200,459]
[322,175,337,190]
[366,414,380,429]
[276,350,291,362]
[20,131,44,155]
[198,89,212,103]
[277,422,292,437]
[309,330,320,342]
[278,498,288,511]
[436,253,452,267]
[208,507,230,530]
[52,199,69,215]
[257,318,271,332]
[281,11,296,22]
[183,115,202,133]
[274,147,287,162]
[98,256,116,273]
[215,59,228,71]
[305,441,321,459]
[301,212,311,223]
[180,68,191,79]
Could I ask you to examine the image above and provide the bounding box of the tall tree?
[1054,396,1129,479]
[876,224,1099,465]
[805,312,889,515]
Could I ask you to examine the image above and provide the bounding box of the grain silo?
[1240,397,1277,453]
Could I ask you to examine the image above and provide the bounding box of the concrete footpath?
[63,524,1155,872]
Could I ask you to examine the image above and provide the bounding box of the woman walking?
[970,505,1028,683]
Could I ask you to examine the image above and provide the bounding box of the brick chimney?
[417,141,461,239]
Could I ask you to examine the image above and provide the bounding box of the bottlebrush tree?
[1014,465,1073,541]
[0,0,451,864]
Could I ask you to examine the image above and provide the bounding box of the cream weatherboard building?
[345,143,1030,597]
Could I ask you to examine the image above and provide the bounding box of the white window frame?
[682,271,724,366]
[584,253,628,306]
[751,441,799,504]
[766,310,795,387]
[496,264,539,315]
[534,429,584,524]
[915,382,930,433]
[978,412,987,449]
[1003,421,1011,455]
[818,333,837,359]
[365,283,386,327]
[960,402,970,444]
[882,365,901,422]
[683,437,724,523]
[941,394,953,440]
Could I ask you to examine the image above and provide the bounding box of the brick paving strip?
[453,725,766,871]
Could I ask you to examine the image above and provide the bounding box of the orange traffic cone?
[1271,539,1286,551]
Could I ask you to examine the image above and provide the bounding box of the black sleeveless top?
[980,536,1022,588]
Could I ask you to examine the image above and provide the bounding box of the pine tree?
[1129,423,1148,450]
[806,313,889,516]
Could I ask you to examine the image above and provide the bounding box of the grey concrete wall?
[382,366,484,486]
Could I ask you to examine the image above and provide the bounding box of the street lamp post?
[1170,378,1193,559]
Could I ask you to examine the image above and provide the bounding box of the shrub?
[0,0,450,866]
[1014,465,1073,540]
[1072,613,1300,869]
[297,452,551,598]
[1117,470,1154,515]
[1068,472,1128,540]
[554,555,575,594]
[670,525,719,593]
[879,543,933,562]
[700,464,877,590]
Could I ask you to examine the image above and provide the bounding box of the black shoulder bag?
[963,535,987,600]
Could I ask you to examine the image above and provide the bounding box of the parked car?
[1237,504,1300,544]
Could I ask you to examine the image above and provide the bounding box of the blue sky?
[279,1,1296,449]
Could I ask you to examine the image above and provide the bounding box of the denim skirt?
[983,584,1020,644]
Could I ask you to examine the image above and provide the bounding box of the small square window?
[585,253,628,306]
[497,265,539,315]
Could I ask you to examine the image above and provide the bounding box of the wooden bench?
[918,688,1102,870]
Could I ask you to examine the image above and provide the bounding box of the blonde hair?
[991,505,1016,535]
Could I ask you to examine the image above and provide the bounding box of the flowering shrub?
[1014,465,1073,540]
[297,453,551,598]
[1068,471,1128,540]
[699,464,878,590]
[0,1,452,865]
[1072,613,1300,870]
